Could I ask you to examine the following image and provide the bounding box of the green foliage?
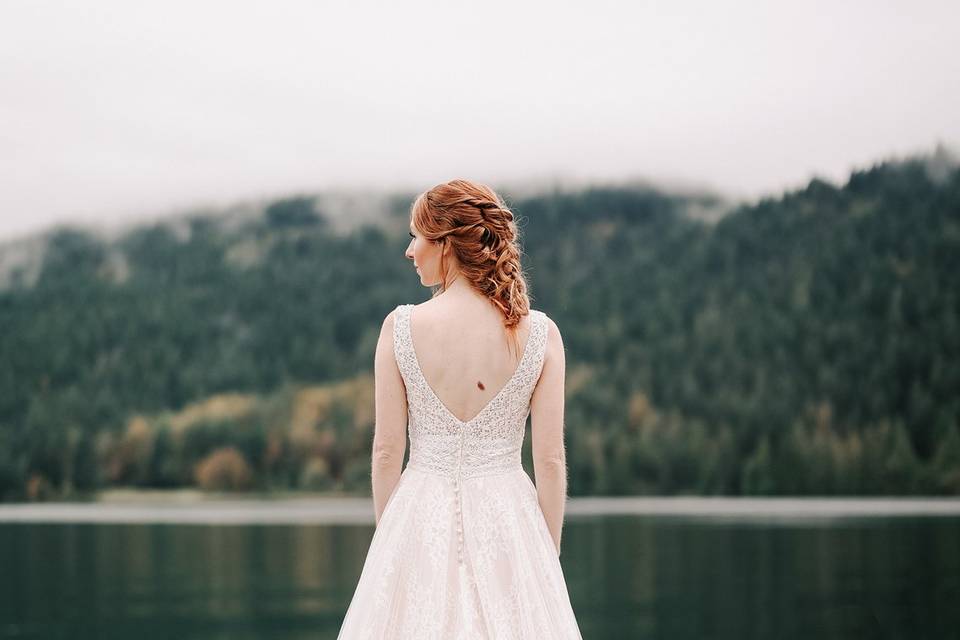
[265,197,324,228]
[0,149,958,499]
[932,423,960,492]
[0,427,26,500]
[741,436,776,495]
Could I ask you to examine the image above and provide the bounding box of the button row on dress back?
[455,418,465,565]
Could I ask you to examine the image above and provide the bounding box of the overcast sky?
[1,0,957,241]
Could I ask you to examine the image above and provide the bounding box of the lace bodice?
[393,303,549,480]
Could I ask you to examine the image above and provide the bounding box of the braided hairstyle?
[411,178,531,358]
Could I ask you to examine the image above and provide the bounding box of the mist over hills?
[0,145,957,501]
[0,175,732,290]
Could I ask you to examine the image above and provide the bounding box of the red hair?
[411,179,531,357]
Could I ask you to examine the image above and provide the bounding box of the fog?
[1,0,958,240]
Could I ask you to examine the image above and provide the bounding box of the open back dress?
[336,303,583,639]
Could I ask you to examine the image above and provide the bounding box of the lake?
[1,498,958,639]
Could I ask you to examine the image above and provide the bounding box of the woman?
[337,179,583,638]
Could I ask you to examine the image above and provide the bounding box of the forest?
[0,148,957,501]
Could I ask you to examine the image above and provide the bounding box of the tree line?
[0,149,957,500]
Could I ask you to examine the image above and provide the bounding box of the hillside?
[1,148,958,500]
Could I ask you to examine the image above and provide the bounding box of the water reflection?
[1,516,958,639]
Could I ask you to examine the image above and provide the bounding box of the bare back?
[406,299,535,426]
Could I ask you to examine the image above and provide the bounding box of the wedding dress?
[336,303,583,639]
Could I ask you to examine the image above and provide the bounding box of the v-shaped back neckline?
[404,304,540,427]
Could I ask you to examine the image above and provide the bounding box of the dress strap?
[392,303,414,380]
[524,309,550,390]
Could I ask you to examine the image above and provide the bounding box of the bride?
[337,179,583,638]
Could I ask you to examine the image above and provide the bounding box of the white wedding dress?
[337,303,584,639]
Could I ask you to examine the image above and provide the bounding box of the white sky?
[1,0,958,241]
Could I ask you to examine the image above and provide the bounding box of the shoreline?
[2,495,960,525]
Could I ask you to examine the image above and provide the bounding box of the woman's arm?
[371,309,408,527]
[529,316,568,556]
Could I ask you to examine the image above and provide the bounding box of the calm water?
[2,514,959,639]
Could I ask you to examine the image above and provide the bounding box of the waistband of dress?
[405,460,523,480]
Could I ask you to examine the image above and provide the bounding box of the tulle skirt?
[336,465,583,639]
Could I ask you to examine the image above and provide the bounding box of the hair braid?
[410,179,532,355]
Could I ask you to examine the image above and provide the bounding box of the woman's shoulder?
[532,309,561,346]
[530,307,555,327]
[390,301,417,315]
[383,303,411,333]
